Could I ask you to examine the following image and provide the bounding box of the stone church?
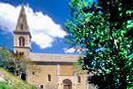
[13,5,95,89]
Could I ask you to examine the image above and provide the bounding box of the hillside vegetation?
[0,68,37,89]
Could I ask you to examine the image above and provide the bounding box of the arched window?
[19,37,25,47]
[39,85,44,89]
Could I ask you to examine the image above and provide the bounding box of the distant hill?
[0,68,37,89]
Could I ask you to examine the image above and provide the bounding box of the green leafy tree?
[0,47,15,71]
[0,47,31,78]
[65,0,133,89]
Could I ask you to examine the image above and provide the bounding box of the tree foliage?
[65,0,133,89]
[0,47,30,75]
[0,47,15,71]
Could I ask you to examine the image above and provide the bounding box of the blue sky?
[0,0,79,54]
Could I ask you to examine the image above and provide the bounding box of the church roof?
[29,53,80,63]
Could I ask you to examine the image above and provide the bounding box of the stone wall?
[27,64,90,89]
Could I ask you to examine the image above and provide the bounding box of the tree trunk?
[118,69,127,89]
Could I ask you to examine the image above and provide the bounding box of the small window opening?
[78,76,81,83]
[19,52,24,56]
[48,74,51,81]
[16,70,19,76]
[32,71,35,75]
[15,51,18,56]
[19,52,21,56]
[21,24,24,30]
[21,52,24,55]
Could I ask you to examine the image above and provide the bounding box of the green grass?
[0,68,37,89]
[0,82,14,89]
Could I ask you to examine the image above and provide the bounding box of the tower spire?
[13,5,32,56]
[14,5,31,37]
[14,5,29,32]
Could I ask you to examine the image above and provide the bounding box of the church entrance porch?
[63,79,72,89]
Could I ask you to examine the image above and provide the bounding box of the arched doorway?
[63,79,72,89]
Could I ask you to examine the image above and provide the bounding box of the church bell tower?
[13,5,32,56]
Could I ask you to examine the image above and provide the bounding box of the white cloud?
[64,47,88,53]
[0,3,67,49]
[64,48,76,53]
[64,47,80,53]
[32,33,54,48]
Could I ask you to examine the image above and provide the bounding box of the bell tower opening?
[19,36,25,47]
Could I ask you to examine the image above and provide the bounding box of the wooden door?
[63,79,72,89]
[64,85,71,89]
